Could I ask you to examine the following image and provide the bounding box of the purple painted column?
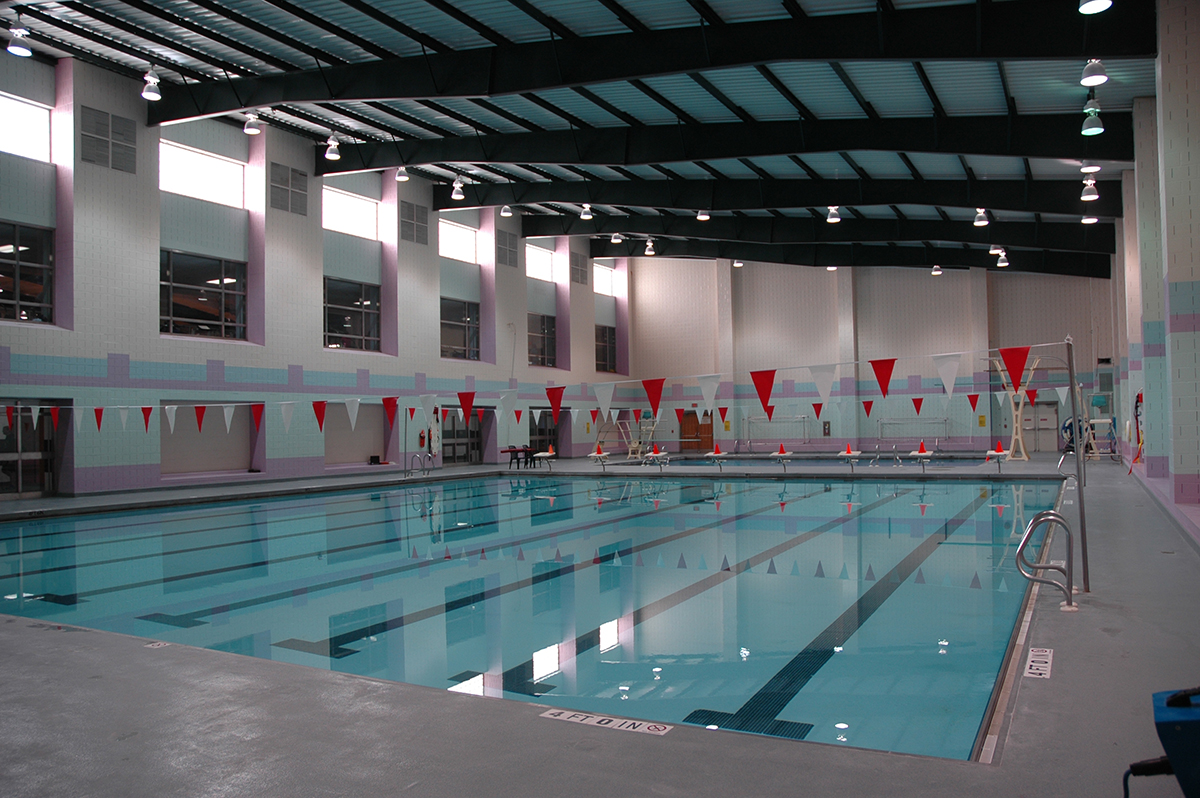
[614,257,630,375]
[553,237,571,370]
[52,59,75,331]
[379,169,399,356]
[478,208,498,364]
[246,132,267,345]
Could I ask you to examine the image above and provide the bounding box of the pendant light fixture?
[1079,0,1112,14]
[826,206,841,224]
[732,260,743,268]
[1081,178,1100,201]
[7,18,32,57]
[989,243,1005,255]
[1080,59,1109,87]
[580,203,593,221]
[610,232,623,244]
[826,265,838,271]
[450,177,464,200]
[1081,98,1104,136]
[931,264,943,276]
[324,136,340,161]
[1080,161,1101,174]
[243,113,262,135]
[1081,216,1099,225]
[973,208,989,227]
[395,166,410,182]
[500,205,513,218]
[696,210,710,221]
[996,250,1009,268]
[141,70,162,102]
[644,238,655,256]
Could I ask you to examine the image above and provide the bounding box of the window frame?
[159,249,248,340]
[595,324,617,373]
[321,185,379,240]
[527,313,557,368]
[0,221,55,325]
[525,243,554,282]
[0,92,51,163]
[569,251,588,285]
[324,276,382,351]
[440,297,480,361]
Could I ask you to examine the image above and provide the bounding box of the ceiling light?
[243,113,262,135]
[610,232,623,244]
[395,166,410,182]
[733,260,743,268]
[451,177,464,200]
[644,238,655,256]
[580,203,593,221]
[500,205,513,218]
[1081,178,1100,201]
[827,206,840,224]
[1079,0,1112,14]
[931,264,943,276]
[1081,215,1099,224]
[696,209,710,221]
[141,70,162,102]
[7,19,32,58]
[1081,98,1104,136]
[324,136,340,161]
[989,243,1004,255]
[1080,161,1102,174]
[973,208,989,227]
[997,251,1009,268]
[826,265,838,271]
[1080,59,1109,87]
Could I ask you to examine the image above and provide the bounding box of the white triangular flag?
[931,353,961,400]
[808,364,837,404]
[499,390,517,421]
[697,374,721,416]
[73,407,84,433]
[30,406,42,431]
[1055,386,1069,404]
[456,408,464,423]
[223,404,235,433]
[345,398,360,431]
[165,405,177,433]
[570,408,582,425]
[610,407,620,424]
[118,406,129,430]
[280,401,295,433]
[533,408,543,424]
[994,390,1007,405]
[419,394,437,424]
[593,382,616,420]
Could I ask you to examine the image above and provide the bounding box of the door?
[680,411,712,451]
[1020,402,1059,452]
[0,401,57,500]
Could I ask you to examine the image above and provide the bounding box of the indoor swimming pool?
[0,475,1061,760]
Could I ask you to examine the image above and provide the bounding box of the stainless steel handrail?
[1016,509,1077,611]
[408,453,433,477]
[892,444,901,467]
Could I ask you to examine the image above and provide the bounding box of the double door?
[0,401,58,499]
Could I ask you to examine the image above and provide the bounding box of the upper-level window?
[439,219,477,263]
[594,263,616,296]
[159,140,244,209]
[526,244,553,282]
[0,222,54,324]
[0,93,50,163]
[160,250,246,339]
[322,187,379,240]
[324,277,380,351]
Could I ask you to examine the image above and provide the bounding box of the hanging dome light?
[1081,98,1104,136]
[696,209,710,221]
[989,243,1005,255]
[1081,215,1099,225]
[610,232,623,244]
[973,208,989,227]
[580,203,593,221]
[826,206,841,224]
[324,136,340,161]
[450,177,464,200]
[1081,177,1100,201]
[732,260,743,268]
[243,113,262,135]
[1079,0,1113,14]
[644,238,655,256]
[1080,59,1109,87]
[7,19,32,58]
[997,250,1009,268]
[141,70,162,102]
[931,264,943,276]
[826,265,838,271]
[395,166,410,182]
[1080,161,1101,174]
[500,205,513,218]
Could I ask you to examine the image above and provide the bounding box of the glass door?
[0,401,57,500]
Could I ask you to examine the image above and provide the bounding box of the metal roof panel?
[920,61,1009,116]
[640,73,743,123]
[584,81,680,125]
[699,66,806,122]
[838,61,933,118]
[765,62,869,119]
[702,0,792,23]
[526,87,631,127]
[900,152,968,179]
[841,151,915,179]
[962,155,1027,179]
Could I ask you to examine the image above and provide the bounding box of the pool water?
[0,476,1059,759]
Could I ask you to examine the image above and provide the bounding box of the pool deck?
[2,454,1198,798]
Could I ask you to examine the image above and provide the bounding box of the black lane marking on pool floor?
[682,492,989,740]
[271,486,848,658]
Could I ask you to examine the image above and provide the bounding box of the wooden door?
[680,412,713,451]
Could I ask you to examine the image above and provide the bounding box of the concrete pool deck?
[2,455,1197,797]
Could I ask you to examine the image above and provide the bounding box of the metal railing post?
[1065,337,1091,592]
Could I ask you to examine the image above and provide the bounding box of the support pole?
[1065,337,1091,592]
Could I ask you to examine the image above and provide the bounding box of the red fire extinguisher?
[418,429,426,449]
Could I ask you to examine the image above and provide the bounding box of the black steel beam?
[322,114,1133,174]
[433,177,1123,217]
[147,0,1155,124]
[522,215,1115,254]
[588,239,1110,279]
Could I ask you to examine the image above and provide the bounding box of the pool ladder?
[1015,510,1078,612]
[407,453,433,477]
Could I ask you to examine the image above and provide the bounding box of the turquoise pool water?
[0,476,1059,759]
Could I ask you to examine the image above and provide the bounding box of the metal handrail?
[408,453,433,477]
[870,443,881,467]
[892,444,901,467]
[1016,509,1077,610]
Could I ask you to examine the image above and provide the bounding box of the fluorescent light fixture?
[826,205,841,223]
[644,238,655,256]
[500,204,512,217]
[1080,59,1109,87]
[696,209,710,221]
[1079,0,1112,14]
[931,264,943,276]
[450,177,464,200]
[826,265,838,271]
[1081,178,1100,201]
[6,20,32,58]
[997,251,1009,267]
[324,136,340,161]
[580,203,593,221]
[610,232,623,244]
[989,243,1004,255]
[141,70,162,102]
[973,208,988,227]
[1080,161,1101,174]
[242,113,262,135]
[206,277,236,284]
[732,260,743,268]
[395,166,410,182]
[1081,215,1099,224]
[1081,98,1104,136]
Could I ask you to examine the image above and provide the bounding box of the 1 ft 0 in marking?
[540,710,672,736]
[1024,647,1053,679]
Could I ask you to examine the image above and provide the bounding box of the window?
[160,250,246,339]
[596,325,617,373]
[400,201,428,245]
[570,251,588,285]
[159,140,245,209]
[525,243,553,282]
[322,186,378,240]
[324,278,381,351]
[497,229,518,268]
[80,106,136,173]
[594,263,616,296]
[0,93,50,162]
[0,223,54,324]
[528,313,556,367]
[438,219,477,263]
[440,298,479,360]
[269,162,307,215]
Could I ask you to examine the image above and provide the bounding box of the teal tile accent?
[11,353,106,377]
[303,370,357,388]
[226,366,289,385]
[129,360,207,381]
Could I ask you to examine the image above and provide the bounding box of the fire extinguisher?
[418,429,426,449]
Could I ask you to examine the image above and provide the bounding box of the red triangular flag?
[998,346,1031,392]
[477,408,484,423]
[590,409,599,423]
[141,406,153,432]
[641,378,665,418]
[312,401,326,432]
[919,504,928,516]
[780,502,786,512]
[382,397,398,427]
[912,397,923,415]
[675,407,685,425]
[765,405,775,421]
[750,370,776,413]
[995,505,1006,518]
[812,402,823,419]
[863,400,874,418]
[515,409,523,423]
[545,386,565,423]
[49,407,60,430]
[458,391,476,424]
[251,403,264,431]
[718,407,728,422]
[4,406,12,430]
[441,408,450,422]
[870,358,897,398]
[968,394,980,412]
[195,404,207,432]
[94,407,104,430]
[1026,389,1038,404]
[408,406,417,420]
